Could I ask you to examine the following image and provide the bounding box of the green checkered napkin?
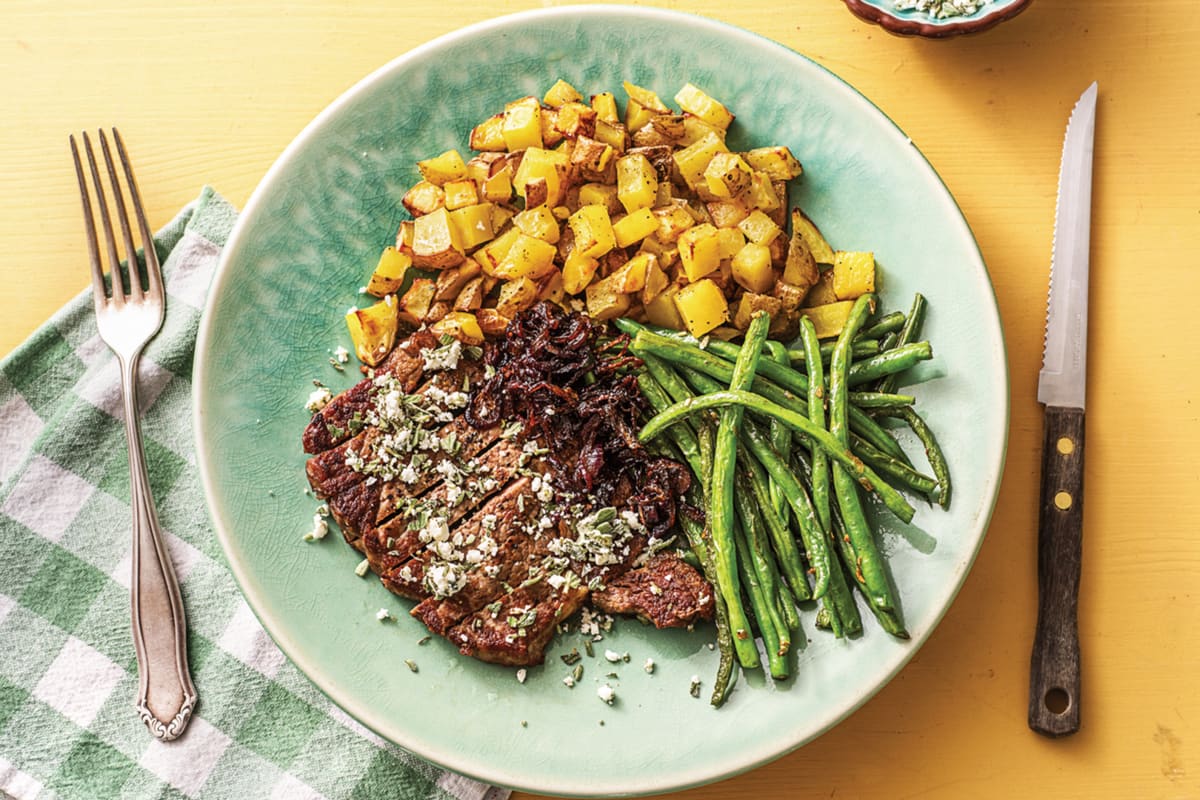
[0,188,508,800]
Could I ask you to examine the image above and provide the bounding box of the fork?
[70,130,197,741]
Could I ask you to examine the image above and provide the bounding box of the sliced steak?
[592,552,715,628]
[448,583,589,666]
[305,429,385,546]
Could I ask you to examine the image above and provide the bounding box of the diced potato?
[465,153,502,184]
[731,242,774,293]
[585,274,633,321]
[644,284,684,328]
[677,223,722,282]
[622,81,670,132]
[673,278,729,337]
[641,255,669,304]
[832,251,876,299]
[612,207,658,248]
[426,301,451,325]
[672,131,729,191]
[395,220,414,255]
[569,136,614,180]
[496,276,540,317]
[674,83,734,130]
[474,226,522,275]
[678,114,725,147]
[568,204,617,259]
[624,99,655,137]
[578,182,621,215]
[442,179,478,210]
[502,96,543,151]
[611,252,656,293]
[804,269,839,307]
[544,79,583,107]
[434,261,482,302]
[402,181,445,217]
[538,271,565,305]
[801,300,856,339]
[430,311,484,346]
[770,309,801,341]
[773,281,806,311]
[715,227,746,260]
[345,294,399,366]
[513,147,568,208]
[592,119,628,153]
[513,205,561,243]
[539,108,564,148]
[489,204,515,234]
[615,153,658,213]
[366,247,412,297]
[782,208,819,293]
[733,292,783,331]
[737,210,781,246]
[793,209,836,264]
[743,146,803,180]
[446,203,495,251]
[469,113,506,151]
[453,276,486,311]
[475,308,512,337]
[493,234,558,281]
[412,208,465,268]
[591,92,619,124]
[706,199,751,229]
[417,150,468,186]
[562,249,600,295]
[746,171,780,213]
[480,164,513,203]
[398,278,436,327]
[652,203,695,244]
[703,152,753,200]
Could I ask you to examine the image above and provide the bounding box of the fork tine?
[81,131,125,308]
[70,135,108,309]
[98,130,144,302]
[113,129,163,302]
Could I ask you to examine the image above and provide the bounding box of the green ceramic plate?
[195,6,1007,796]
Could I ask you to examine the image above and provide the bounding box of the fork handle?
[121,353,197,741]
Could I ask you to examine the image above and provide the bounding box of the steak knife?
[1029,82,1097,737]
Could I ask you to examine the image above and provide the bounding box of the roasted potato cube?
[345,295,399,366]
[674,83,734,130]
[706,199,751,229]
[453,276,486,311]
[442,179,479,210]
[743,146,803,180]
[673,278,729,337]
[562,249,600,295]
[502,96,543,151]
[544,79,583,107]
[832,251,876,299]
[771,309,801,341]
[417,150,468,186]
[733,292,783,330]
[430,311,484,346]
[425,301,451,324]
[402,181,445,217]
[493,234,558,281]
[615,153,658,214]
[412,208,465,268]
[804,269,839,307]
[641,255,670,305]
[568,204,617,259]
[538,271,566,305]
[395,220,414,256]
[737,210,782,246]
[539,108,564,148]
[652,203,695,244]
[474,226,522,276]
[480,164,514,203]
[592,119,628,154]
[578,182,621,215]
[585,274,633,321]
[645,284,684,329]
[496,277,540,317]
[513,205,561,243]
[612,207,658,248]
[447,203,495,251]
[570,136,615,181]
[773,281,806,311]
[622,81,670,131]
[704,152,754,200]
[747,171,781,213]
[366,246,412,297]
[611,252,656,293]
[782,209,820,293]
[678,114,726,147]
[469,113,506,152]
[793,209,836,264]
[553,102,598,140]
[591,92,619,124]
[434,261,482,302]
[513,147,568,208]
[476,308,512,337]
[398,278,436,327]
[731,242,774,293]
[802,300,856,339]
[677,223,722,282]
[672,131,729,191]
[465,153,503,184]
[715,227,746,260]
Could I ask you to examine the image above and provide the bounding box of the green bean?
[734,468,796,643]
[847,391,916,409]
[677,486,737,706]
[877,293,928,395]
[856,310,906,341]
[635,371,705,479]
[763,341,792,521]
[799,317,832,536]
[830,501,908,638]
[732,517,788,679]
[737,444,812,602]
[880,406,952,509]
[830,294,903,614]
[852,435,939,496]
[785,338,881,366]
[792,452,863,638]
[847,342,933,387]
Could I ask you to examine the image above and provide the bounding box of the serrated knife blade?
[1029,82,1097,739]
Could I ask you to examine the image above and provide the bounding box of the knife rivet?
[1056,437,1075,455]
[1054,491,1073,510]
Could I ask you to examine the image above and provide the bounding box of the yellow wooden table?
[5,2,1197,797]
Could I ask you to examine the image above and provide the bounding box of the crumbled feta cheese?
[444,391,469,409]
[562,675,576,688]
[400,464,420,484]
[333,346,350,364]
[355,559,370,577]
[305,387,332,413]
[597,684,615,705]
[375,608,391,621]
[546,574,567,591]
[689,675,702,698]
[604,649,623,663]
[644,658,655,674]
[421,339,463,372]
[303,514,328,542]
[516,668,527,684]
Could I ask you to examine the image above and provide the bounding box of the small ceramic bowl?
[842,0,1032,37]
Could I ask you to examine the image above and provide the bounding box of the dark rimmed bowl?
[842,0,1032,37]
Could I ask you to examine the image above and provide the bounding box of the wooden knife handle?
[1029,405,1085,737]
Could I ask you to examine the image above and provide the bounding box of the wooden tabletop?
[5,2,1198,797]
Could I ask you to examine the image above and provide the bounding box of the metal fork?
[70,130,197,741]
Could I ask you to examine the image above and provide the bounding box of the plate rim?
[193,5,1010,795]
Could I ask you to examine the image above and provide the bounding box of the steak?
[305,331,712,666]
